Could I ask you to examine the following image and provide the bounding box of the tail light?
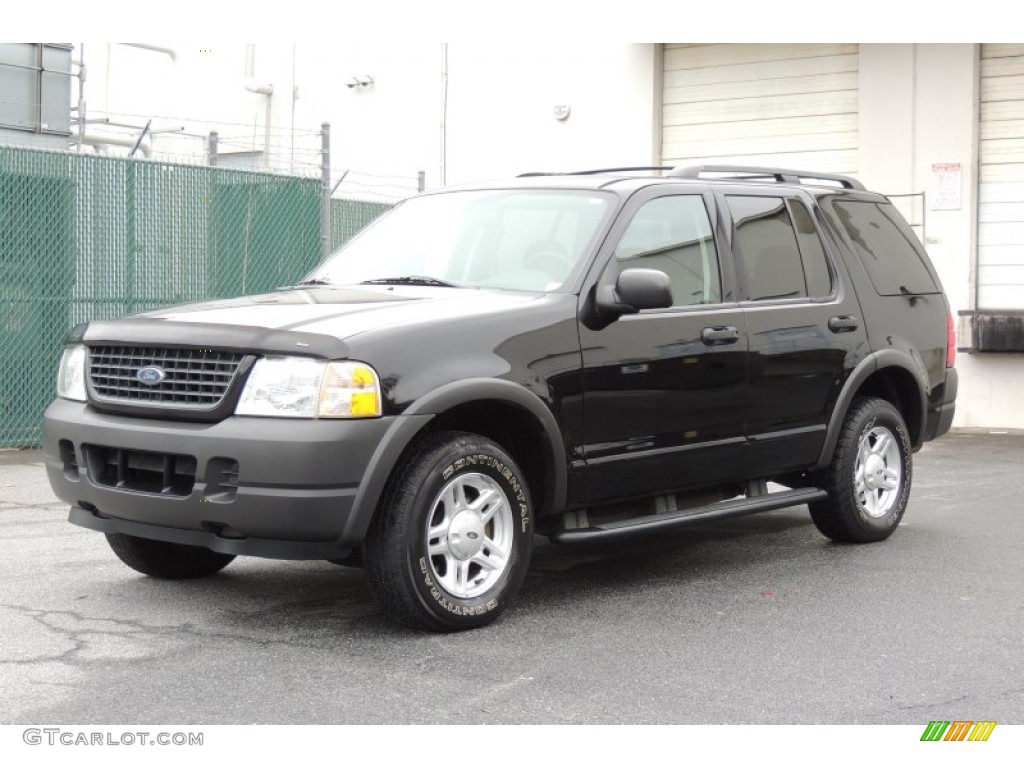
[946,311,956,368]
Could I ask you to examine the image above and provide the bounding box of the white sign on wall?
[931,162,962,211]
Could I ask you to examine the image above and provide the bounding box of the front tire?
[810,397,913,543]
[364,431,534,631]
[105,533,236,579]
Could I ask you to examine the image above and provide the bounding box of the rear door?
[718,188,868,475]
[578,186,749,503]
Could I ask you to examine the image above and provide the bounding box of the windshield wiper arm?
[294,278,333,286]
[360,275,461,288]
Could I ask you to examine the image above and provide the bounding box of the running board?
[549,487,827,544]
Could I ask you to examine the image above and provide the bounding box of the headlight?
[56,345,87,401]
[235,357,382,419]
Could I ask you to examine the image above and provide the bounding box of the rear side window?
[728,196,807,301]
[789,199,833,297]
[832,200,939,295]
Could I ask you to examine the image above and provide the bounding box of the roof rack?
[667,164,865,191]
[518,166,674,178]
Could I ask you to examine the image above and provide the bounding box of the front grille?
[88,346,245,409]
[83,445,197,496]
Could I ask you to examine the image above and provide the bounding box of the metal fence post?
[417,170,426,193]
[207,131,219,167]
[320,122,331,261]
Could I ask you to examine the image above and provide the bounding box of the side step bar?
[549,488,827,544]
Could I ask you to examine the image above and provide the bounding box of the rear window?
[832,200,938,296]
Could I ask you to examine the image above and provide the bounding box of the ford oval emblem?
[136,366,166,385]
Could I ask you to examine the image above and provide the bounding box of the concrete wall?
[859,44,1022,429]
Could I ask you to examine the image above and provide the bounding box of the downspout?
[244,44,273,169]
[440,43,448,187]
[76,42,86,153]
[291,44,297,174]
[121,43,178,62]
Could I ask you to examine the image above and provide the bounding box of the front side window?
[308,190,614,292]
[613,195,722,307]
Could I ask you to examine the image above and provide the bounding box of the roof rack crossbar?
[517,166,674,178]
[667,164,865,191]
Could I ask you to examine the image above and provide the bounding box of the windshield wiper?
[360,276,461,288]
[294,278,333,287]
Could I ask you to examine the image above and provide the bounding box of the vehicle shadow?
[90,508,823,639]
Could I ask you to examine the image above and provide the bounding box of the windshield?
[307,189,614,291]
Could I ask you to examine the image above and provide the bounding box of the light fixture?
[346,76,375,90]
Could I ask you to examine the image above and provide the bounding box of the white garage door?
[662,44,859,175]
[979,44,1024,310]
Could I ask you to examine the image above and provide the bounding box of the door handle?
[828,315,859,333]
[701,326,741,345]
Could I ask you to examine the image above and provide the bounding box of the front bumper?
[44,399,411,559]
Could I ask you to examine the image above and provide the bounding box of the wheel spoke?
[452,482,468,510]
[451,560,470,593]
[427,537,449,557]
[872,431,892,457]
[471,538,508,572]
[880,468,900,490]
[864,489,879,516]
[855,467,866,494]
[429,487,462,539]
[479,497,506,525]
[442,485,459,515]
[468,486,497,512]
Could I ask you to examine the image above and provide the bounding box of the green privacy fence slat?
[0,145,391,448]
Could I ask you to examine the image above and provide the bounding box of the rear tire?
[810,397,912,543]
[105,533,235,579]
[364,431,534,632]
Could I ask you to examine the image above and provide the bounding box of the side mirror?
[614,268,673,311]
[584,268,673,330]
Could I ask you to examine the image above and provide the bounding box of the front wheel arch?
[341,379,567,546]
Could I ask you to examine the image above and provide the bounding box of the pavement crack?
[0,602,353,661]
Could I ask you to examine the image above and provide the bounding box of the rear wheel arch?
[856,366,924,445]
[817,351,927,469]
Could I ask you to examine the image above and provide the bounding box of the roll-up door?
[661,44,859,175]
[979,43,1024,310]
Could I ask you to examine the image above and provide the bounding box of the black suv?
[44,165,958,631]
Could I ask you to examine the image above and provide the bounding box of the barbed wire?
[0,140,419,203]
[2,94,422,196]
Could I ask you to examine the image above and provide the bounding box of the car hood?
[130,284,550,340]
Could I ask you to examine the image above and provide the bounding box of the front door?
[578,190,748,504]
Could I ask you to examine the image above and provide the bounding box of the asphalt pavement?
[1,432,1021,724]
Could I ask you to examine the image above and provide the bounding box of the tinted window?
[832,200,939,295]
[614,196,721,306]
[729,196,806,301]
[788,199,833,297]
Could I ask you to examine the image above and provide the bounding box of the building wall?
[78,43,659,187]
[859,44,1023,430]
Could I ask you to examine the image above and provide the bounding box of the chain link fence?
[0,144,404,447]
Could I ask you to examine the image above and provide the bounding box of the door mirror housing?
[614,268,673,311]
[585,268,673,329]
